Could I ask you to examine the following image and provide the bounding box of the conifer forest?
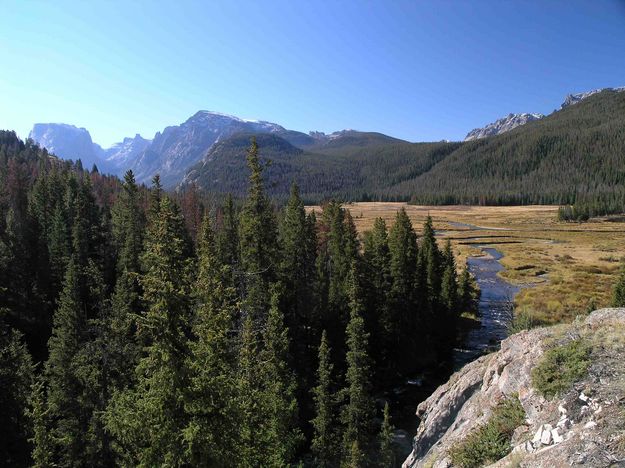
[0,132,479,467]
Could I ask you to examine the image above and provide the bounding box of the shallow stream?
[391,245,525,460]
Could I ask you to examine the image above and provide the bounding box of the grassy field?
[308,203,625,325]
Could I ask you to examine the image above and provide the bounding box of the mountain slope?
[464,113,545,141]
[392,89,625,205]
[181,131,459,201]
[129,111,286,186]
[29,123,107,170]
[104,134,151,171]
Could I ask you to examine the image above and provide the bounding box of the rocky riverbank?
[402,308,625,467]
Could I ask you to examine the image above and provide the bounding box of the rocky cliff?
[29,123,106,170]
[560,87,625,109]
[403,308,625,467]
[464,113,544,141]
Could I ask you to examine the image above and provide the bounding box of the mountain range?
[27,86,625,200]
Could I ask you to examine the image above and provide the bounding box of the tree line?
[1,131,480,466]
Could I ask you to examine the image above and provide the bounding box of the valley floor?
[307,203,625,325]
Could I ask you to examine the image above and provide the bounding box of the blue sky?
[1,0,624,147]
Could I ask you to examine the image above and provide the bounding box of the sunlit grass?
[307,203,625,326]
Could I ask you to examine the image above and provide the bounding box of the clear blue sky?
[1,0,624,147]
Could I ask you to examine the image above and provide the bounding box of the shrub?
[531,338,591,398]
[507,309,548,335]
[449,397,525,468]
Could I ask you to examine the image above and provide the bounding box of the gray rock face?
[402,308,625,468]
[104,134,151,172]
[129,111,286,186]
[29,123,106,170]
[560,86,625,109]
[464,113,544,141]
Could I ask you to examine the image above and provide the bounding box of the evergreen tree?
[258,286,302,465]
[420,216,441,305]
[279,182,319,421]
[48,204,70,293]
[29,377,53,468]
[440,240,458,314]
[239,137,278,323]
[613,260,625,307]
[342,264,374,464]
[107,170,145,393]
[457,266,479,315]
[106,196,192,466]
[112,170,144,275]
[216,193,240,270]
[388,208,420,376]
[0,323,34,466]
[184,215,238,466]
[311,330,338,467]
[236,315,264,467]
[320,201,360,372]
[378,403,394,468]
[45,257,90,465]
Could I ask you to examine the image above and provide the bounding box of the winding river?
[390,244,526,459]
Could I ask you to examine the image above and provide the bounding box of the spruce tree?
[457,266,479,315]
[48,204,70,293]
[342,264,374,465]
[236,315,264,467]
[239,137,278,323]
[388,208,419,376]
[363,217,392,374]
[184,215,238,465]
[613,260,625,307]
[106,196,192,466]
[107,170,144,393]
[258,286,302,465]
[45,257,90,465]
[216,193,240,270]
[378,403,394,468]
[0,323,34,466]
[440,240,458,314]
[321,201,360,371]
[421,216,441,301]
[29,377,53,468]
[311,330,338,467]
[279,182,319,420]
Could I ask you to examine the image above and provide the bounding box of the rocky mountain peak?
[560,86,625,109]
[464,113,545,141]
[29,123,105,169]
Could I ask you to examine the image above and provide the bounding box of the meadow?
[308,203,625,325]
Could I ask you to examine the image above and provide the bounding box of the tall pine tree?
[239,137,278,324]
[106,196,192,466]
[342,263,374,465]
[311,330,338,467]
[184,215,239,465]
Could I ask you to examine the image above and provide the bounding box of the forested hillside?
[393,90,625,209]
[182,133,460,203]
[0,132,478,466]
[182,90,625,216]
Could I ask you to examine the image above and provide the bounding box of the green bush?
[507,310,548,335]
[449,397,525,468]
[531,338,591,398]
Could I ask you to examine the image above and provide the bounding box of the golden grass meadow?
[308,203,625,325]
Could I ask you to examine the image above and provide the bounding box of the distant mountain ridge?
[28,86,625,191]
[464,86,625,141]
[29,123,105,170]
[464,113,544,141]
[560,86,625,109]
